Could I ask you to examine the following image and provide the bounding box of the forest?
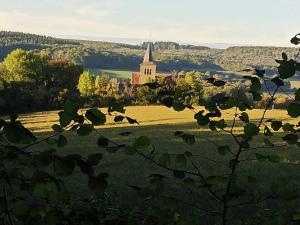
[1,31,299,73]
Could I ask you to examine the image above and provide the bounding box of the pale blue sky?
[0,0,299,46]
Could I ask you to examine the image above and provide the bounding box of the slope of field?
[10,105,300,219]
[17,106,292,133]
[87,68,132,80]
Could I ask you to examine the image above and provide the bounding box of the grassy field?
[87,68,132,80]
[15,106,300,220]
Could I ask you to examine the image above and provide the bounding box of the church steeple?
[143,42,154,63]
[139,42,157,83]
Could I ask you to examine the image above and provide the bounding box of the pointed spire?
[143,42,154,63]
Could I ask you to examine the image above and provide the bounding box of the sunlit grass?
[87,68,132,80]
[11,105,300,216]
[17,106,293,133]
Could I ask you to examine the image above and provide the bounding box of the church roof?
[143,42,154,63]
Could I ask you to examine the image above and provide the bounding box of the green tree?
[0,63,8,81]
[95,74,109,96]
[2,49,44,87]
[77,71,95,96]
[135,86,158,104]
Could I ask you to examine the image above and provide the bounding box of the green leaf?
[59,111,72,127]
[213,80,226,87]
[295,89,300,102]
[282,133,299,145]
[172,101,186,112]
[291,34,300,45]
[282,123,295,132]
[52,124,63,132]
[34,149,55,167]
[114,115,124,122]
[254,69,265,77]
[218,146,230,155]
[175,154,187,167]
[97,136,109,146]
[162,96,173,108]
[54,157,75,177]
[85,108,106,126]
[174,131,184,137]
[194,111,210,126]
[282,52,288,61]
[87,153,103,165]
[10,114,18,122]
[3,123,22,143]
[135,136,151,148]
[271,77,284,86]
[77,124,94,136]
[264,126,273,136]
[57,135,67,147]
[173,170,185,179]
[88,173,108,196]
[287,103,300,118]
[157,153,171,166]
[126,117,139,125]
[249,91,262,101]
[108,102,125,113]
[244,123,259,139]
[239,112,249,123]
[271,121,282,131]
[239,102,252,111]
[250,77,261,92]
[278,61,296,79]
[77,159,94,176]
[64,100,79,116]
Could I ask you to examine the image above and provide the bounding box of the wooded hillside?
[0,31,299,73]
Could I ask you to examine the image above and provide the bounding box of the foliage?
[94,74,109,96]
[1,31,299,73]
[0,51,82,114]
[2,49,44,86]
[0,33,300,225]
[77,71,95,97]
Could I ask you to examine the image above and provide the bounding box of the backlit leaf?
[54,157,75,177]
[287,103,300,118]
[85,108,106,126]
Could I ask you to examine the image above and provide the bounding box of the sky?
[0,0,299,47]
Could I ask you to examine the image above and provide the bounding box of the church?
[131,42,185,85]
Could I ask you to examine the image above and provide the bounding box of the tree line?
[1,31,300,73]
[0,48,294,116]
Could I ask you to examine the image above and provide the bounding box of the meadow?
[87,68,132,80]
[12,106,300,221]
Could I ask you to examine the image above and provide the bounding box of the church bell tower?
[140,42,156,83]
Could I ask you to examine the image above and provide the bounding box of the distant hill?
[0,31,299,74]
